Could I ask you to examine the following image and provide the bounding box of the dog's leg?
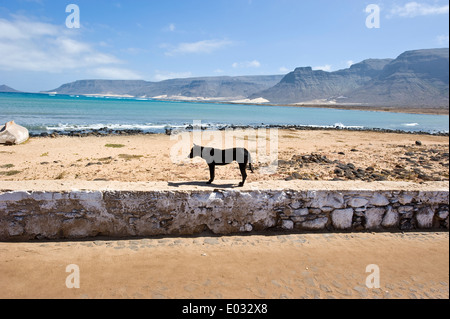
[238,163,247,187]
[207,164,215,184]
[246,152,254,173]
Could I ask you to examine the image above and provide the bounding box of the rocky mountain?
[46,80,149,95]
[252,48,448,108]
[46,75,284,100]
[343,48,449,107]
[44,48,449,108]
[250,59,393,104]
[0,85,21,93]
[129,75,284,99]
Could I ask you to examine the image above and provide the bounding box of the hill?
[252,48,448,108]
[46,76,284,101]
[0,85,21,93]
[343,48,449,108]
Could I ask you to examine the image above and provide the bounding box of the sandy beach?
[1,129,448,184]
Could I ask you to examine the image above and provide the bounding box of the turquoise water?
[0,92,448,134]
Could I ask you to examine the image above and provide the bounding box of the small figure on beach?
[188,144,254,187]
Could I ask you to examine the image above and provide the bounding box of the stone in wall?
[365,208,386,230]
[381,206,399,228]
[416,207,435,229]
[331,209,354,230]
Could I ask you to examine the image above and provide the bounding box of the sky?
[0,0,449,92]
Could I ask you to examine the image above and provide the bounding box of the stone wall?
[0,181,448,241]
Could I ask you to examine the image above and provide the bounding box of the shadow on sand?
[167,181,239,189]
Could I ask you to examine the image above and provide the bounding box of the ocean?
[0,92,448,134]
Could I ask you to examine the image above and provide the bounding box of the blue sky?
[0,0,448,92]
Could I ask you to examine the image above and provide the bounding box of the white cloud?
[163,23,176,32]
[165,39,233,56]
[0,16,137,78]
[346,60,355,68]
[0,16,58,40]
[153,70,193,81]
[313,64,332,72]
[437,35,449,45]
[279,66,290,73]
[389,2,449,18]
[91,67,142,80]
[232,60,261,68]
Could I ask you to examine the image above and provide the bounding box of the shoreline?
[28,123,450,138]
[4,92,449,116]
[117,96,450,116]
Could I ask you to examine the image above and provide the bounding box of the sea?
[0,92,448,135]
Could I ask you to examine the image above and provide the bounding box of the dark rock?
[86,162,102,167]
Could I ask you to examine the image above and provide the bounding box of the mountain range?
[0,85,21,93]
[15,48,450,109]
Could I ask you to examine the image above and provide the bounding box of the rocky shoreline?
[28,123,449,138]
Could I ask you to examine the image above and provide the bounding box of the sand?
[0,129,449,300]
[0,232,448,299]
[0,129,448,184]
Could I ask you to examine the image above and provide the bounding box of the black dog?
[188,144,254,186]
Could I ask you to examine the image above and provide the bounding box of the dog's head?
[188,144,202,159]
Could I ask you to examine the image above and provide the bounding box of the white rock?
[438,211,449,220]
[290,201,302,210]
[398,193,414,205]
[31,192,54,201]
[8,222,24,236]
[348,197,369,208]
[320,206,334,213]
[293,208,309,216]
[332,208,354,230]
[302,218,328,230]
[282,220,294,230]
[382,207,399,228]
[0,191,31,202]
[416,207,435,229]
[0,121,29,145]
[365,208,385,229]
[369,193,390,207]
[310,192,344,209]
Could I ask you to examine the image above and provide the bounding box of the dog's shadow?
[168,181,239,189]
